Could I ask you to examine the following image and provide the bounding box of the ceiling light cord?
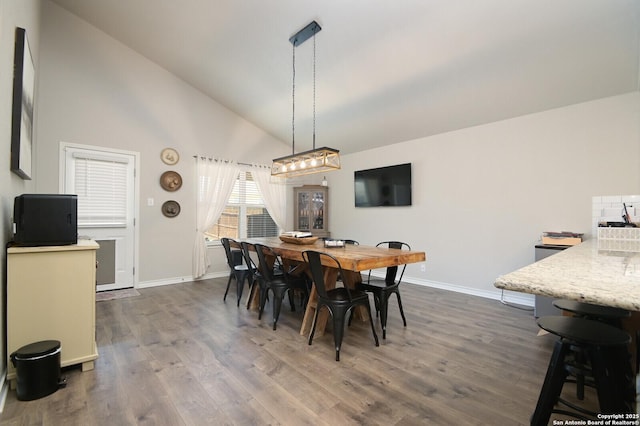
[292,43,296,156]
[312,31,316,150]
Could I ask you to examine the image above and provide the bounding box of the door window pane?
[73,154,128,227]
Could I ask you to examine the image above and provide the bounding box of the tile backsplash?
[592,195,640,236]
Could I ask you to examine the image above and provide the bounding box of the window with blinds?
[206,171,278,240]
[73,154,128,227]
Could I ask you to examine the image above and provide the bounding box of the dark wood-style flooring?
[1,278,601,425]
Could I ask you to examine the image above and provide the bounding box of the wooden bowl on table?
[279,235,319,245]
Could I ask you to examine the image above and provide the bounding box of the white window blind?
[73,153,128,227]
[207,171,278,240]
[229,171,262,205]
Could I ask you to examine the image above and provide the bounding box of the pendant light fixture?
[271,21,341,177]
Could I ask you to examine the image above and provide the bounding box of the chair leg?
[332,309,346,361]
[607,346,635,413]
[364,301,380,347]
[308,304,322,346]
[272,288,287,331]
[379,292,390,340]
[530,340,570,426]
[236,273,249,307]
[223,274,233,302]
[395,290,407,327]
[591,345,635,414]
[636,330,640,374]
[236,276,244,306]
[258,287,269,320]
[590,346,619,414]
[373,293,380,317]
[287,289,296,312]
[246,275,254,304]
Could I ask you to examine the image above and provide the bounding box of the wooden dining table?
[243,237,426,336]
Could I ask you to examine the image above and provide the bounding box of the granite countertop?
[494,239,640,311]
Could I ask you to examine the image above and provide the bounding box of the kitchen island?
[496,237,640,414]
[495,239,640,311]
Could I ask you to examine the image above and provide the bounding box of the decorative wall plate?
[161,148,179,165]
[160,171,182,191]
[161,200,181,217]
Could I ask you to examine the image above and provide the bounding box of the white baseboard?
[382,274,535,308]
[137,272,227,289]
[136,271,535,308]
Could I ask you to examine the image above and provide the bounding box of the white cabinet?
[7,240,99,384]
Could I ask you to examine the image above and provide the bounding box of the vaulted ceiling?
[50,0,640,154]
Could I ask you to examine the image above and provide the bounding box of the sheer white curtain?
[252,165,287,231]
[193,157,240,278]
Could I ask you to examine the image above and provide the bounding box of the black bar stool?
[531,316,634,425]
[551,299,632,400]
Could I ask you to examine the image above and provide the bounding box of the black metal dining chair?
[239,241,263,310]
[357,241,410,339]
[302,250,379,361]
[254,243,310,330]
[221,237,252,307]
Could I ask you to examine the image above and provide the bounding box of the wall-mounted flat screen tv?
[354,163,412,207]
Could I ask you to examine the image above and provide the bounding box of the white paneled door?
[61,143,137,291]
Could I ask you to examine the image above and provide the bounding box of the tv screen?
[354,163,412,207]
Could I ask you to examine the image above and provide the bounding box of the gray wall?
[1,0,640,393]
[0,0,40,395]
[36,1,291,284]
[328,92,640,304]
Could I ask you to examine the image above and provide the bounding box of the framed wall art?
[10,27,35,180]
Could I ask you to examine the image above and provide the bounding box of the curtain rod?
[192,156,269,168]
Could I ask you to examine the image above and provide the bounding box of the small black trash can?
[10,340,65,401]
